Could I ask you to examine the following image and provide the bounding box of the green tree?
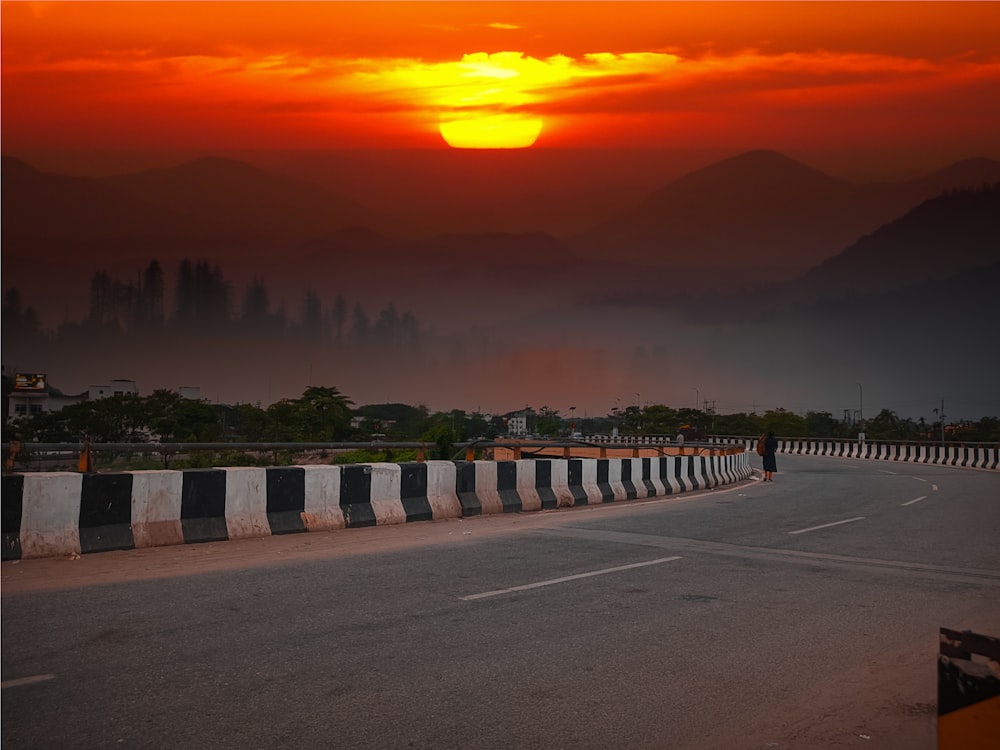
[420,421,456,460]
[804,411,842,438]
[265,386,354,441]
[866,408,905,440]
[641,404,681,435]
[535,406,563,437]
[713,412,764,436]
[762,408,807,437]
[224,402,268,441]
[144,389,221,442]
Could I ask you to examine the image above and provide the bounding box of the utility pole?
[857,382,865,444]
[940,399,946,445]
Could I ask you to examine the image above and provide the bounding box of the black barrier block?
[455,461,481,516]
[340,465,372,506]
[181,469,229,543]
[640,458,657,497]
[80,473,135,553]
[340,465,376,527]
[658,458,674,495]
[534,460,558,510]
[688,457,700,490]
[400,463,432,522]
[567,459,588,506]
[1,475,24,561]
[266,467,306,534]
[497,461,522,513]
[621,459,638,500]
[596,459,614,502]
[674,457,687,491]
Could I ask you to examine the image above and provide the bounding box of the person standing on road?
[763,431,778,481]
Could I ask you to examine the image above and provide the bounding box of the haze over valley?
[4,148,999,422]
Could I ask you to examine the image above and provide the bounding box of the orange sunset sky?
[3,1,1000,162]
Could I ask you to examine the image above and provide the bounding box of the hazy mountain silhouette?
[792,183,1000,301]
[263,148,729,237]
[595,183,1000,318]
[578,150,1000,286]
[1,156,193,239]
[102,157,378,239]
[5,149,1000,333]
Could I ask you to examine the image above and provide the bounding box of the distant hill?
[655,184,1000,322]
[793,183,1000,300]
[1,156,192,239]
[102,157,377,239]
[4,150,1000,330]
[578,150,1000,283]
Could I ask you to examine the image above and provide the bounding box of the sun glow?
[4,2,1000,152]
[439,113,543,148]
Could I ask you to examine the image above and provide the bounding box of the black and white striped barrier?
[716,438,999,470]
[1,453,751,561]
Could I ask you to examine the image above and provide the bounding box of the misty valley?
[3,149,999,421]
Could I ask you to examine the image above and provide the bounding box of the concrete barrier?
[719,436,998,471]
[1,453,753,561]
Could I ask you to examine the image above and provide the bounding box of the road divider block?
[1,453,752,560]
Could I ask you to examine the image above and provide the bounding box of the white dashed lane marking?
[461,557,682,600]
[788,517,866,535]
[1,674,55,689]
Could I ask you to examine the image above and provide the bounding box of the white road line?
[461,557,682,601]
[789,517,866,535]
[902,496,928,506]
[879,470,897,475]
[912,477,928,483]
[1,674,55,689]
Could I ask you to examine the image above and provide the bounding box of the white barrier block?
[300,465,345,531]
[474,461,504,515]
[608,460,628,501]
[580,459,604,504]
[368,463,406,525]
[514,460,543,512]
[549,460,576,508]
[629,458,651,498]
[131,470,184,548]
[646,458,666,497]
[224,467,271,540]
[20,473,82,559]
[426,461,462,519]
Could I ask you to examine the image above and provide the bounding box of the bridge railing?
[1,438,745,473]
[709,435,999,470]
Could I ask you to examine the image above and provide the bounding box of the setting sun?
[439,113,543,148]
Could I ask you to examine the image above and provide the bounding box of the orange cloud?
[2,1,999,151]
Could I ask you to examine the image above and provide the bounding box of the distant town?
[5,371,997,450]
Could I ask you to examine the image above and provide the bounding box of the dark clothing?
[763,436,778,473]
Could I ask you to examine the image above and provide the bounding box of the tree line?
[5,379,997,448]
[2,258,421,351]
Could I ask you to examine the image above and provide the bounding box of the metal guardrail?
[711,434,1000,449]
[2,438,742,472]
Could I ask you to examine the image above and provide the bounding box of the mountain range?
[3,148,999,337]
[2,150,1000,304]
[3,148,999,416]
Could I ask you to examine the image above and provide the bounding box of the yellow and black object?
[938,627,1000,749]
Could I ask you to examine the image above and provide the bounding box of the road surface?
[3,455,998,749]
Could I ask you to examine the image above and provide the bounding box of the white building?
[7,374,203,420]
[88,379,139,400]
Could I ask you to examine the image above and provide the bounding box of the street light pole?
[857,382,864,443]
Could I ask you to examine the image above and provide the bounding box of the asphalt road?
[3,456,999,750]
